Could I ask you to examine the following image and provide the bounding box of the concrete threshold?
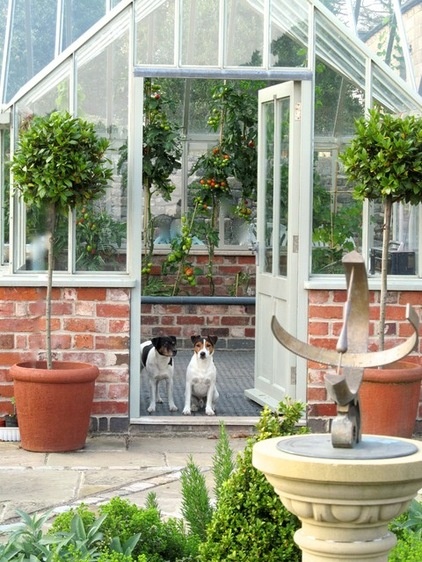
[129,416,259,437]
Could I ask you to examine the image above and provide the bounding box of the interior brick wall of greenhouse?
[144,253,256,297]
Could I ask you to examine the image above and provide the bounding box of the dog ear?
[191,335,200,344]
[208,335,218,346]
[151,337,161,348]
[170,336,177,345]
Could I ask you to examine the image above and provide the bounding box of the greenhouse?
[0,0,422,432]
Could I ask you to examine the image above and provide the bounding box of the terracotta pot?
[11,361,99,452]
[360,360,422,438]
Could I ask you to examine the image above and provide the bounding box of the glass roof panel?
[314,55,364,137]
[180,0,220,66]
[318,0,351,27]
[6,0,57,103]
[354,0,393,35]
[315,9,366,90]
[16,60,70,118]
[360,1,407,82]
[0,1,7,76]
[76,10,130,129]
[1,0,421,116]
[224,0,264,67]
[136,0,176,65]
[372,63,421,113]
[270,0,309,67]
[60,0,106,52]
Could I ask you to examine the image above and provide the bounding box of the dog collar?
[156,351,173,366]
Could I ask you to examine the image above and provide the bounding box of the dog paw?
[183,408,191,415]
[169,404,178,412]
[205,408,215,416]
[147,405,156,413]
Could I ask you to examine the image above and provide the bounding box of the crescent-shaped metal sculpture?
[271,306,418,369]
[271,250,419,448]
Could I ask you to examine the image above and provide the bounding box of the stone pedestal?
[253,434,422,561]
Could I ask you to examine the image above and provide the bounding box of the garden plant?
[11,110,113,368]
[340,108,422,349]
[1,398,420,560]
[0,399,304,561]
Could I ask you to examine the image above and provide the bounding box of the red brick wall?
[0,287,130,432]
[140,300,256,349]
[307,289,422,433]
[1,279,420,435]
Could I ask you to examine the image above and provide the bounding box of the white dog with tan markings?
[183,335,219,416]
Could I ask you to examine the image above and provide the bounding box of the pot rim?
[363,360,422,384]
[10,361,99,384]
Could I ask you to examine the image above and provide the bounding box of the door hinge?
[293,235,299,253]
[295,102,301,120]
[290,366,297,385]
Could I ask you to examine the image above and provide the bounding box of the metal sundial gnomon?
[271,250,419,448]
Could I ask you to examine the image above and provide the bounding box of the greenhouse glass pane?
[362,7,406,81]
[354,0,393,36]
[15,63,70,117]
[372,65,420,113]
[314,55,364,137]
[0,0,7,81]
[225,0,264,67]
[76,19,129,272]
[315,10,366,90]
[136,0,175,65]
[61,0,105,51]
[0,128,9,265]
[312,21,366,274]
[368,201,419,277]
[181,0,219,66]
[187,79,221,134]
[312,143,363,274]
[6,0,56,102]
[263,100,274,275]
[319,0,350,27]
[23,208,68,272]
[270,0,308,67]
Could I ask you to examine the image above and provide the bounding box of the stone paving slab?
[0,433,250,536]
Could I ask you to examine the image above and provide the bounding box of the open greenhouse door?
[245,81,307,410]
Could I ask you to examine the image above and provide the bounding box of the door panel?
[245,82,301,409]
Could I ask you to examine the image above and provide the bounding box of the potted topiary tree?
[339,107,422,437]
[9,111,113,452]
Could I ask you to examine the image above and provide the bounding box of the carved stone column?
[253,435,422,561]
